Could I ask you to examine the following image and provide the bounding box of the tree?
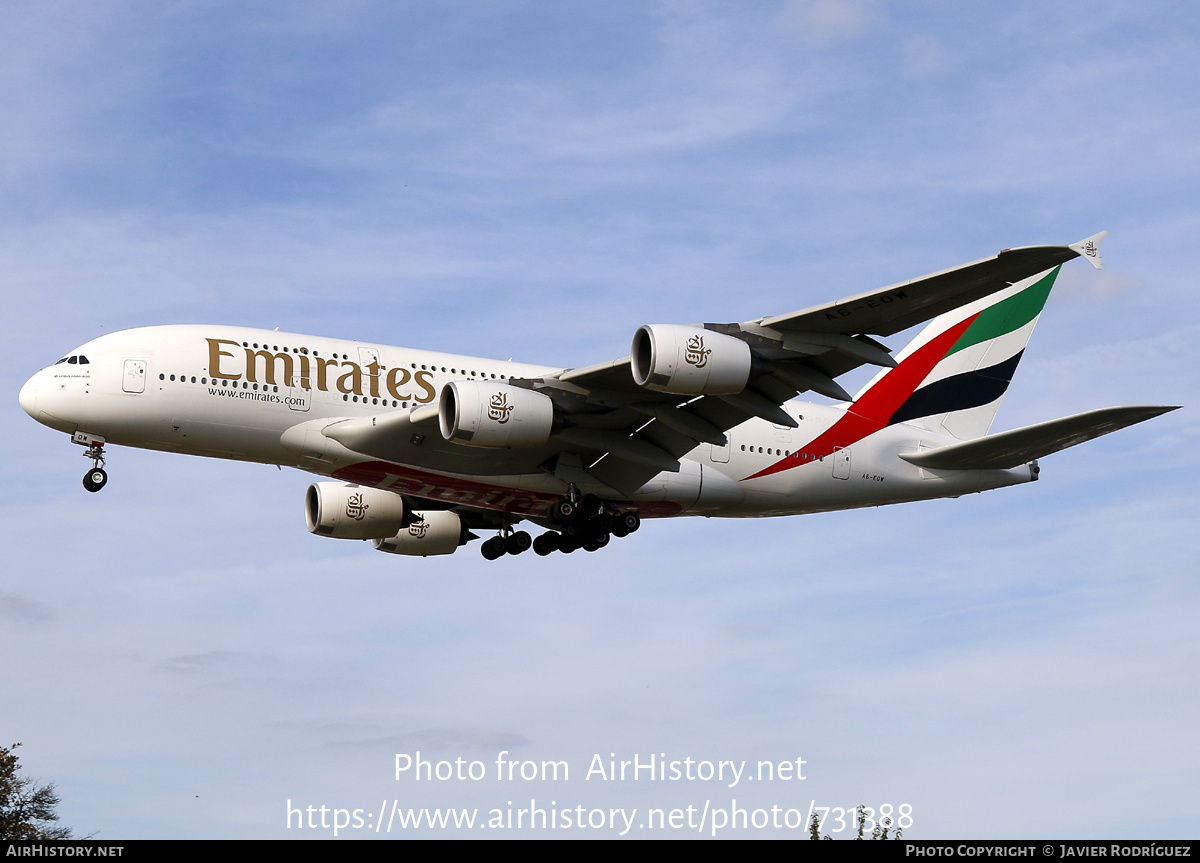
[0,744,74,840]
[808,804,904,840]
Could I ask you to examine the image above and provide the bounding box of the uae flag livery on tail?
[746,266,1064,481]
[882,265,1059,439]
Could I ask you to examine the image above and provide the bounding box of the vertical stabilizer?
[852,266,1061,440]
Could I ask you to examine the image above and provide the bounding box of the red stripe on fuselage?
[743,314,978,481]
[332,460,684,519]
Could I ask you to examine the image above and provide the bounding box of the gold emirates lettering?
[204,338,437,402]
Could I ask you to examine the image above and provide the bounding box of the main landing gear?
[532,493,640,557]
[480,527,533,560]
[477,493,641,561]
[81,442,108,493]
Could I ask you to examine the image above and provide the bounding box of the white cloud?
[778,0,877,42]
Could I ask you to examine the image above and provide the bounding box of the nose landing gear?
[80,439,108,493]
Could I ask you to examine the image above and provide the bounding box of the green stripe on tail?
[945,266,1059,357]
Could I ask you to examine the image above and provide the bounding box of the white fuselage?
[19,325,1035,521]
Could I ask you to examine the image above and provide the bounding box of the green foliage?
[0,744,73,840]
[810,804,904,840]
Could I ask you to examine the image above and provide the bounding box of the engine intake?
[439,381,556,448]
[305,483,410,539]
[631,324,751,395]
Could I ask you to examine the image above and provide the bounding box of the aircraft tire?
[618,511,640,533]
[505,531,532,555]
[582,533,609,552]
[533,533,559,556]
[481,536,507,560]
[83,468,108,493]
[550,499,574,523]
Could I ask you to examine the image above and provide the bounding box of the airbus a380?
[19,232,1177,560]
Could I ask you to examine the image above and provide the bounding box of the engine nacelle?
[439,381,556,448]
[631,324,751,395]
[305,482,410,539]
[372,511,466,556]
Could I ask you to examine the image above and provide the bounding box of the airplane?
[18,231,1178,561]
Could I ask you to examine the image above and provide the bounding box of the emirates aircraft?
[19,232,1176,560]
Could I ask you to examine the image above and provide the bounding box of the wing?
[526,235,1105,494]
[311,235,1104,500]
[757,234,1104,336]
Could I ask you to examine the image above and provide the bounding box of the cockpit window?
[68,356,78,364]
[78,356,89,364]
[55,358,68,365]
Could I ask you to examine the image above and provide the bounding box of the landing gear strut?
[81,442,108,493]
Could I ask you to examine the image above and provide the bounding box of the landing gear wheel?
[82,468,108,493]
[481,536,507,560]
[505,531,532,555]
[582,532,610,552]
[617,511,640,534]
[550,499,575,523]
[533,532,560,556]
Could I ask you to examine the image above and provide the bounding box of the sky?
[2,0,1198,840]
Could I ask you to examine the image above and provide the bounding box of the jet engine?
[631,324,752,395]
[372,511,469,556]
[438,381,556,448]
[305,482,410,539]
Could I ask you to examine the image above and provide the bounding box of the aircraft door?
[288,385,311,412]
[833,446,851,480]
[122,360,146,393]
[358,347,381,399]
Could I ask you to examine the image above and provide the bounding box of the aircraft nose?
[18,372,41,420]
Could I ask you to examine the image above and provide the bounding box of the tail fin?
[852,265,1061,440]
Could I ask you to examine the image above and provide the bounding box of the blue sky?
[2,0,1197,838]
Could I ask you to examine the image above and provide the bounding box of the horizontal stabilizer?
[899,405,1179,470]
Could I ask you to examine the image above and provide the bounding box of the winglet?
[1069,230,1108,270]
